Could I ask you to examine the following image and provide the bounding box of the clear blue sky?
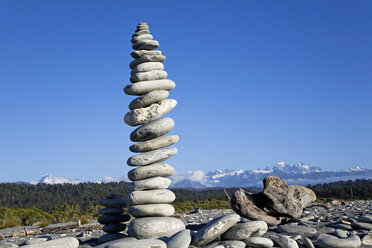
[0,0,371,182]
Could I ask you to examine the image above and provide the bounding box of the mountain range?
[23,162,372,188]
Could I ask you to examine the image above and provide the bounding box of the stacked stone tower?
[123,23,185,239]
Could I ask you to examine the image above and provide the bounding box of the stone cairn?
[97,194,130,243]
[123,22,185,239]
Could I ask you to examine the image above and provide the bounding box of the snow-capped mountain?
[171,162,372,188]
[30,174,82,185]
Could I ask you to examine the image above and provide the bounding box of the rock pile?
[97,194,130,243]
[123,22,185,239]
[230,176,316,226]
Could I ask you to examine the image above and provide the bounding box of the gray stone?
[97,238,166,248]
[24,238,49,245]
[21,237,79,248]
[268,234,299,248]
[244,237,274,248]
[352,221,372,230]
[98,208,124,215]
[302,236,315,248]
[131,34,153,43]
[124,79,175,96]
[262,176,316,218]
[97,233,129,244]
[221,221,268,240]
[276,223,317,236]
[316,234,361,248]
[128,189,175,205]
[128,176,171,191]
[102,223,127,233]
[98,214,131,224]
[191,213,241,246]
[0,243,18,248]
[129,90,169,110]
[362,230,372,246]
[333,223,352,230]
[131,70,167,82]
[132,30,150,37]
[127,147,177,166]
[129,203,175,217]
[130,117,175,142]
[132,39,159,50]
[128,217,185,239]
[130,135,179,153]
[334,228,348,238]
[99,198,126,208]
[203,240,246,248]
[166,229,192,248]
[357,215,372,224]
[128,163,175,181]
[130,50,162,59]
[132,62,164,73]
[124,99,176,126]
[129,54,166,69]
[230,189,283,226]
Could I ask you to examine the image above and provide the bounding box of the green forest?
[0,179,371,229]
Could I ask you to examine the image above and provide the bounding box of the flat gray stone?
[102,223,127,233]
[97,234,129,244]
[0,242,18,248]
[244,237,274,248]
[192,213,241,246]
[129,54,166,69]
[334,228,348,238]
[268,234,299,248]
[132,39,159,50]
[132,29,150,37]
[98,208,124,215]
[99,198,126,208]
[128,177,171,191]
[96,238,166,248]
[129,90,169,110]
[352,222,372,230]
[124,99,177,126]
[130,50,162,59]
[128,217,185,239]
[130,70,167,82]
[203,240,246,248]
[316,234,361,248]
[129,203,174,217]
[130,135,179,153]
[128,189,175,205]
[98,214,131,224]
[128,163,175,181]
[276,223,317,236]
[357,215,372,224]
[166,229,192,248]
[21,237,79,248]
[132,62,164,73]
[24,238,49,245]
[127,147,177,166]
[131,34,153,43]
[130,117,175,142]
[222,221,268,240]
[362,230,372,246]
[124,79,175,96]
[333,223,352,230]
[302,236,315,248]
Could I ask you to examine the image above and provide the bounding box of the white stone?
[127,147,177,166]
[132,40,159,50]
[128,189,175,205]
[131,34,153,43]
[130,50,162,59]
[244,237,273,248]
[166,229,192,248]
[129,203,175,217]
[128,177,171,191]
[130,117,175,142]
[124,79,175,96]
[128,217,185,239]
[129,90,169,110]
[96,237,167,248]
[21,237,79,248]
[269,234,299,248]
[132,62,164,73]
[131,70,167,82]
[222,221,268,240]
[191,214,241,246]
[128,163,175,181]
[129,55,165,69]
[124,99,176,126]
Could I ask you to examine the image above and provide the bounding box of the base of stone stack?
[128,217,185,239]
